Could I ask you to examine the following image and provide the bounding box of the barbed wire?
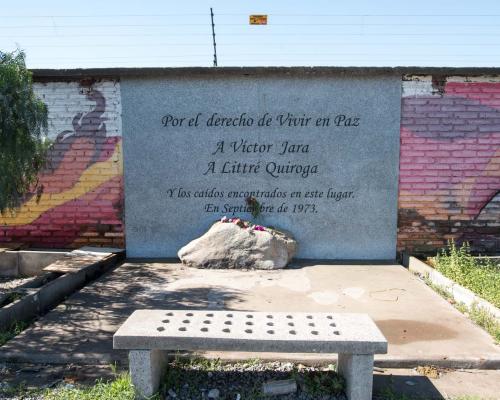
[2,13,500,17]
[3,11,500,67]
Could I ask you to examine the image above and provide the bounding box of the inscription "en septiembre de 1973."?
[159,111,361,213]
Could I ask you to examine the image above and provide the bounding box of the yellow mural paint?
[0,142,122,226]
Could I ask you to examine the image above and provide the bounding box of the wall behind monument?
[0,79,124,248]
[398,75,500,255]
[0,70,498,256]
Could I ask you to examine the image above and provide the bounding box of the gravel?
[0,277,33,293]
[162,359,346,400]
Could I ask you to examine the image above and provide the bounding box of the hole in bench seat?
[267,330,275,334]
[222,328,230,333]
[179,327,187,332]
[157,327,165,332]
[201,327,208,332]
[311,330,318,335]
[289,330,296,335]
[245,329,252,334]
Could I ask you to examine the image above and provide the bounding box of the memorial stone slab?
[121,72,401,259]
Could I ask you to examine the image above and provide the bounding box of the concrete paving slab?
[0,262,499,367]
[373,368,500,399]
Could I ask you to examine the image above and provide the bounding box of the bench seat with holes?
[113,310,387,400]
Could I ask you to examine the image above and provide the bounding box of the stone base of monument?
[178,221,297,269]
[114,310,388,400]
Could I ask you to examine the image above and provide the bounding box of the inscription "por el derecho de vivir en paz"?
[159,111,360,217]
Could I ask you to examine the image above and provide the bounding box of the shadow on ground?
[373,373,444,399]
[0,262,245,364]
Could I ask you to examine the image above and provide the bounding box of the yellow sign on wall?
[249,15,268,25]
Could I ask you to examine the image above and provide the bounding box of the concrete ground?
[373,368,500,399]
[0,261,499,369]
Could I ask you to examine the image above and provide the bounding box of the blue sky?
[1,0,500,68]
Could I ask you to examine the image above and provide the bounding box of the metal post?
[210,7,217,67]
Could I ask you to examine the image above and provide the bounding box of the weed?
[0,381,44,399]
[466,303,500,343]
[245,196,261,219]
[0,320,28,346]
[433,240,499,308]
[376,387,416,399]
[43,373,158,400]
[298,364,345,396]
[423,278,500,343]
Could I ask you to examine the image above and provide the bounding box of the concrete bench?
[113,310,387,400]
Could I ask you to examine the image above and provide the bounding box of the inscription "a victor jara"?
[212,140,309,155]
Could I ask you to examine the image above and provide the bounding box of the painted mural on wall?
[398,75,500,254]
[1,73,498,253]
[0,80,124,248]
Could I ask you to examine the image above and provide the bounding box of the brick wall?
[1,73,498,255]
[0,79,124,248]
[398,75,500,255]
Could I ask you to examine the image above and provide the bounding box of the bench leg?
[337,353,374,400]
[129,350,166,399]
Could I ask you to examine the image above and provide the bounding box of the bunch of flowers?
[220,216,266,232]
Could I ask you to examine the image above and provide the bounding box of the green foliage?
[423,278,500,343]
[464,303,500,343]
[0,49,49,214]
[245,196,262,219]
[434,240,500,308]
[298,364,345,396]
[452,397,487,400]
[43,373,158,400]
[0,320,28,346]
[376,387,416,400]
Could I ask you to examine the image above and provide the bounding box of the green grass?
[424,278,500,343]
[452,397,485,400]
[458,303,500,343]
[297,363,344,396]
[432,240,500,308]
[376,387,418,400]
[0,320,28,346]
[43,373,159,400]
[0,368,152,400]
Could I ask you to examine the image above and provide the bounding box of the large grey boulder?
[178,221,297,270]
